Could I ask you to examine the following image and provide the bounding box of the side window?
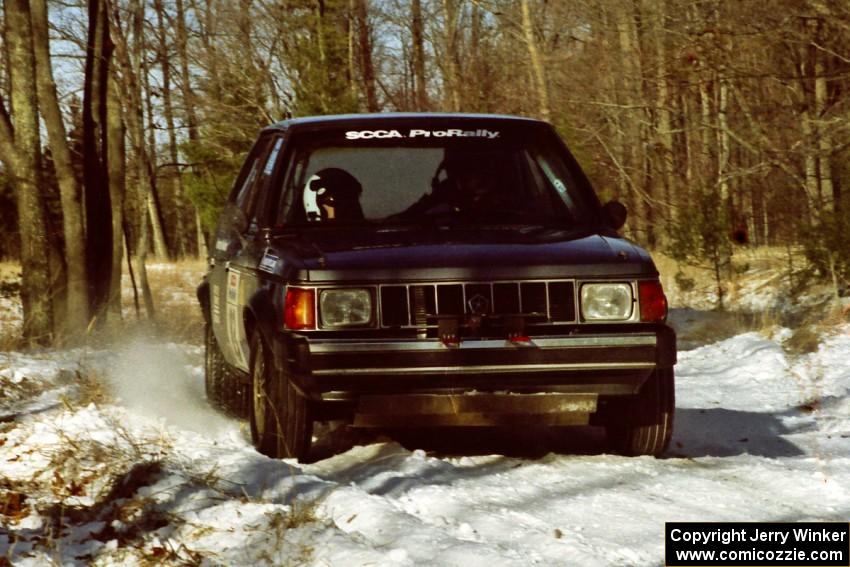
[228,135,287,234]
[528,147,586,221]
[232,138,270,209]
[211,138,269,255]
[247,136,285,230]
[521,152,564,217]
[275,149,309,226]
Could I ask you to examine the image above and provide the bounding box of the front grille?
[379,280,576,329]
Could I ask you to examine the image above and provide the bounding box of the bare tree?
[154,0,188,257]
[30,0,89,336]
[353,0,379,111]
[0,0,54,343]
[110,0,155,316]
[82,0,115,324]
[411,0,428,110]
[439,0,461,112]
[520,0,550,121]
[106,72,125,320]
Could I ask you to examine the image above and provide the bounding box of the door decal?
[227,271,240,303]
[226,270,248,369]
[259,252,280,273]
[211,283,221,324]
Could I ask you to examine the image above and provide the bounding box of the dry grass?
[0,408,177,564]
[0,257,207,350]
[653,246,810,312]
[652,251,731,309]
[783,301,850,356]
[672,309,785,349]
[0,261,23,350]
[0,261,20,282]
[0,330,25,352]
[256,502,317,566]
[120,258,206,344]
[66,366,113,407]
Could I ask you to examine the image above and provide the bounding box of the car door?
[209,136,273,368]
[223,134,287,372]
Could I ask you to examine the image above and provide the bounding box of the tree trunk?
[715,77,734,294]
[812,18,833,212]
[146,192,169,260]
[192,0,222,102]
[154,0,187,257]
[717,79,731,208]
[411,0,428,111]
[174,0,199,142]
[110,0,155,314]
[82,0,114,325]
[354,0,378,111]
[468,0,483,111]
[314,0,330,113]
[175,0,206,257]
[698,77,713,191]
[623,0,656,246]
[2,0,54,344]
[800,107,820,218]
[136,209,155,318]
[138,14,169,260]
[354,0,378,112]
[106,72,125,320]
[615,4,644,240]
[797,37,821,219]
[520,0,550,121]
[651,0,673,242]
[30,0,89,337]
[196,210,208,259]
[441,0,461,112]
[347,0,358,101]
[681,90,694,195]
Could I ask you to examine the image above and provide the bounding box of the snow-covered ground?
[1,266,850,565]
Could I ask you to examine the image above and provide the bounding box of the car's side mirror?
[602,200,627,230]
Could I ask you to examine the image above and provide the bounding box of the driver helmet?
[303,168,364,222]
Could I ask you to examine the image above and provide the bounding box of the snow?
[2,266,850,565]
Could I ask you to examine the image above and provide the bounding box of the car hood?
[270,228,657,282]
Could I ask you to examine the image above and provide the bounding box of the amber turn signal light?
[639,280,667,322]
[284,288,316,330]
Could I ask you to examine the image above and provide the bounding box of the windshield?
[274,125,598,229]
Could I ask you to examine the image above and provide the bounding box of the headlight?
[319,289,372,327]
[580,283,633,321]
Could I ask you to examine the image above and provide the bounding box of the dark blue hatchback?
[198,113,676,462]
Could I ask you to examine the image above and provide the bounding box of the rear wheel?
[249,331,313,461]
[606,368,675,457]
[204,323,249,418]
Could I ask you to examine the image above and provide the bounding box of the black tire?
[606,367,675,457]
[204,323,249,418]
[249,331,313,461]
[204,323,226,409]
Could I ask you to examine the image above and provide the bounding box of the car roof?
[262,112,547,134]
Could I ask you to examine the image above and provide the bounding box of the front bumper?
[277,326,676,400]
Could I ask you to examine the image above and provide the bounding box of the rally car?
[198,113,676,462]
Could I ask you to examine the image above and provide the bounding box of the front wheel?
[605,368,675,457]
[249,331,313,462]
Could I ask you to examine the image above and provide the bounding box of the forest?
[1,0,849,345]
